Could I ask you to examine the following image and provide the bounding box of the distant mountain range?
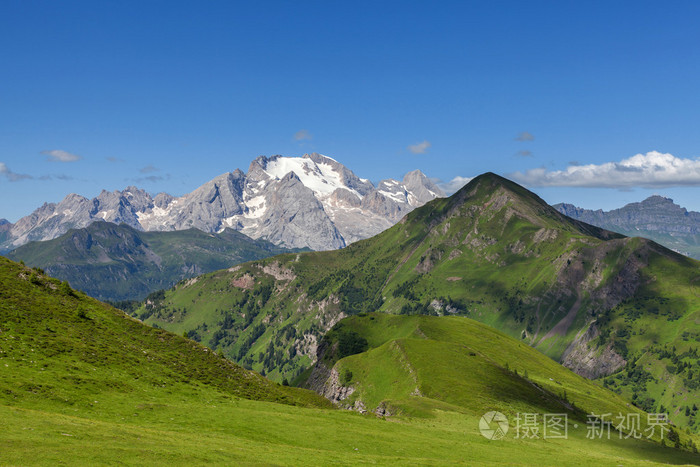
[554,196,700,260]
[0,219,11,244]
[0,153,443,253]
[7,221,300,302]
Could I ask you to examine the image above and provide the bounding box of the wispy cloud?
[408,140,431,154]
[509,151,700,188]
[106,156,124,163]
[294,129,312,141]
[515,150,533,158]
[140,165,159,174]
[437,175,473,195]
[1,162,76,182]
[41,149,82,162]
[134,174,171,184]
[0,163,33,182]
[515,131,535,142]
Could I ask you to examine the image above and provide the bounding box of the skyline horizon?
[2,150,697,224]
[3,2,700,221]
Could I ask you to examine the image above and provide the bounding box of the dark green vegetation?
[3,255,699,465]
[555,196,700,260]
[7,221,301,301]
[138,173,700,432]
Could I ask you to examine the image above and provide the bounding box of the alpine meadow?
[3,2,700,465]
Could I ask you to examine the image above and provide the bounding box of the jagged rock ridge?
[555,195,700,259]
[1,153,443,251]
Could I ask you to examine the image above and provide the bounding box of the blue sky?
[2,1,700,222]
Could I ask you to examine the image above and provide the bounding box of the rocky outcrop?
[2,153,443,252]
[561,322,626,379]
[319,367,355,403]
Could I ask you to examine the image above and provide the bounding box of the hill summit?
[139,171,700,430]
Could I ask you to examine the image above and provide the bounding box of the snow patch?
[263,157,362,198]
[379,190,406,203]
[243,195,266,219]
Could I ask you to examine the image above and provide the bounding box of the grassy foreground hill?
[2,256,699,465]
[7,221,300,301]
[0,256,327,410]
[303,313,700,453]
[135,173,700,431]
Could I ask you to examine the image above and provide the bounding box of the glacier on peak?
[2,153,444,251]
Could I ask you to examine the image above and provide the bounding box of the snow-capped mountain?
[1,153,444,251]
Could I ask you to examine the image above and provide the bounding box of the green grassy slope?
[2,261,699,465]
[306,313,700,454]
[602,227,700,261]
[6,221,300,301]
[6,397,700,466]
[134,173,700,431]
[0,256,328,413]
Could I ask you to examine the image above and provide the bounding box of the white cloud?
[515,131,535,142]
[0,162,32,182]
[438,175,473,194]
[408,140,431,154]
[515,150,533,157]
[41,149,82,162]
[294,129,312,141]
[509,151,700,188]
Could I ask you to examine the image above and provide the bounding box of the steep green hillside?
[303,313,699,453]
[7,221,300,301]
[0,255,328,413]
[135,173,700,430]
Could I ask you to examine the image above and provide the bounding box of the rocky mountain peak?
[554,195,700,259]
[402,169,444,204]
[636,195,687,214]
[2,154,443,251]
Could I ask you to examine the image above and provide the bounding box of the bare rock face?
[9,194,94,247]
[2,153,443,251]
[302,340,358,408]
[253,172,346,251]
[561,322,626,379]
[401,169,443,205]
[168,170,247,232]
[319,367,355,403]
[93,186,152,229]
